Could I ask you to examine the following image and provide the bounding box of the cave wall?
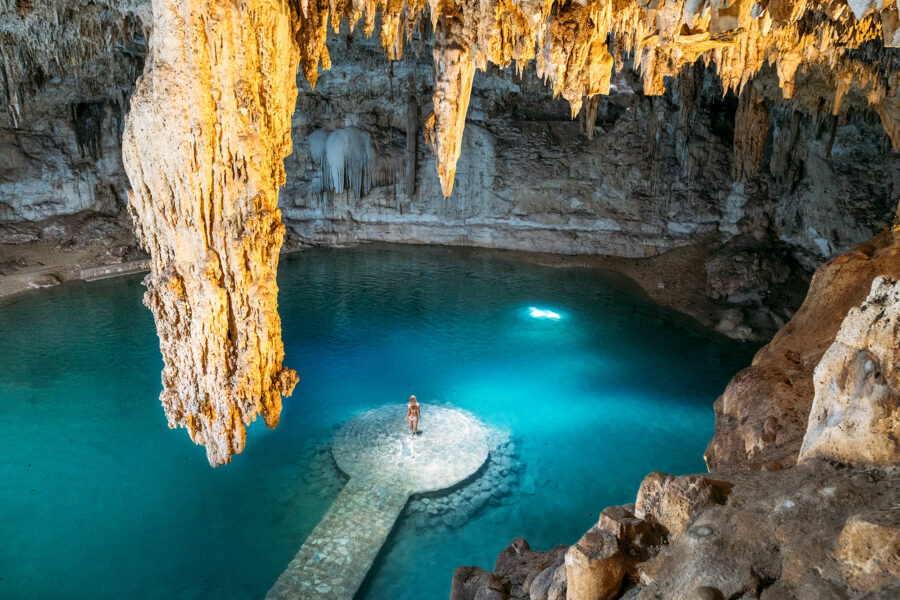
[2,21,896,268]
[282,28,898,270]
[0,86,133,223]
[0,0,146,223]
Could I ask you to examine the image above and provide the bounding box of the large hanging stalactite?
[122,0,299,467]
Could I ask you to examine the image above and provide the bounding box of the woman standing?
[406,395,421,435]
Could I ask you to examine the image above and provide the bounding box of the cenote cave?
[1,0,900,599]
[1,245,753,598]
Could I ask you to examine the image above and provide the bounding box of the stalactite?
[278,0,900,197]
[584,95,600,140]
[42,0,899,464]
[426,9,476,197]
[0,1,147,126]
[733,86,770,181]
[308,127,374,198]
[121,0,299,467]
[406,71,418,198]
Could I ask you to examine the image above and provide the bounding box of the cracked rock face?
[121,0,299,466]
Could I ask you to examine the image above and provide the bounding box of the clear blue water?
[0,244,755,600]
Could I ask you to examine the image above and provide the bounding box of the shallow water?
[0,244,756,600]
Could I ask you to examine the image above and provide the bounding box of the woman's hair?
[409,395,417,404]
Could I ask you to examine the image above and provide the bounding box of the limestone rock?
[26,272,60,288]
[493,538,566,599]
[706,230,900,470]
[121,0,299,466]
[451,566,509,600]
[635,472,732,536]
[528,565,556,600]
[546,564,567,600]
[687,587,724,600]
[528,552,566,600]
[565,528,627,600]
[799,276,900,466]
[595,505,661,561]
[835,510,900,592]
[858,580,900,599]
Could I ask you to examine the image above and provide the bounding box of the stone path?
[266,404,489,600]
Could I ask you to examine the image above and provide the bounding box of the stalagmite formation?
[122,0,299,466]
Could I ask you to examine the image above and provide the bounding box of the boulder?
[493,538,566,598]
[799,276,900,466]
[835,510,900,592]
[529,550,566,600]
[451,566,508,600]
[595,505,661,561]
[546,563,567,600]
[635,472,733,536]
[565,528,626,600]
[528,566,555,600]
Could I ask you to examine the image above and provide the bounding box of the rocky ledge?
[451,229,900,600]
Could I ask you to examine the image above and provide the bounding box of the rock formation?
[4,0,900,462]
[277,0,900,198]
[121,0,299,466]
[706,229,900,469]
[799,275,900,466]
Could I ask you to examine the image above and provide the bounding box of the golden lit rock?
[122,0,299,467]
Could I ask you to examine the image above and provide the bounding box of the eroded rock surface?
[706,229,900,470]
[799,275,900,466]
[455,459,900,600]
[121,0,299,466]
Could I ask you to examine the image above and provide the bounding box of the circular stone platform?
[332,404,489,494]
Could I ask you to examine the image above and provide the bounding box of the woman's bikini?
[407,403,420,428]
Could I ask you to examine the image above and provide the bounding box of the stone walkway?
[266,404,489,600]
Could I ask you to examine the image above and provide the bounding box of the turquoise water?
[0,244,755,600]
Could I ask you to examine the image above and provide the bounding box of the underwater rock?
[403,431,521,529]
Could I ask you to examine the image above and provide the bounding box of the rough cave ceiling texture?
[4,0,900,464]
